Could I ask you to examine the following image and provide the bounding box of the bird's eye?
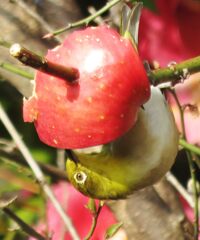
[74,171,87,184]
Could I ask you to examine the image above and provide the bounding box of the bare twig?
[0,147,68,181]
[169,89,199,239]
[45,0,122,37]
[0,104,80,240]
[186,152,199,239]
[15,0,61,43]
[166,172,194,208]
[56,149,66,171]
[2,207,46,240]
[0,62,33,79]
[88,6,104,25]
[10,44,79,83]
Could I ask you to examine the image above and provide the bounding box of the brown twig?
[10,43,79,83]
[0,104,80,240]
[2,207,46,240]
[0,148,67,181]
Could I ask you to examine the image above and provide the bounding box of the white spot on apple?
[83,50,105,73]
[53,139,58,145]
[76,38,83,43]
[99,83,105,89]
[87,97,93,103]
[99,115,105,120]
[74,128,80,133]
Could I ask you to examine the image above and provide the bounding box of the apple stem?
[9,43,79,83]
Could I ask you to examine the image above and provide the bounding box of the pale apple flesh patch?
[23,96,38,122]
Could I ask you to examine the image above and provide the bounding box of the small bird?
[66,86,179,199]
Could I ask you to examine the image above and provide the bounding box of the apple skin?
[23,25,150,149]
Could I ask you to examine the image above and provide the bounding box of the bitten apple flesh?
[23,26,150,149]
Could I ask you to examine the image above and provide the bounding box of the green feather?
[66,87,179,200]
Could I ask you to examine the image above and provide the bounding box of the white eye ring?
[74,171,87,184]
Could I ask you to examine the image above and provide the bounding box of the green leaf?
[105,222,123,239]
[121,2,143,48]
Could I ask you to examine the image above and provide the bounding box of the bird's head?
[66,156,129,200]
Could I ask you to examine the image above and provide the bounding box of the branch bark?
[108,180,193,240]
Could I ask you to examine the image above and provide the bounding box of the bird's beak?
[66,149,80,164]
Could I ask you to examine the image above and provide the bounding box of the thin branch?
[2,207,46,240]
[10,44,79,83]
[166,172,194,208]
[168,89,185,136]
[0,39,12,48]
[0,62,33,79]
[169,89,199,240]
[56,149,66,171]
[190,154,200,169]
[0,104,80,240]
[15,0,61,43]
[179,138,200,158]
[150,56,200,85]
[0,148,68,181]
[84,200,104,240]
[186,151,199,239]
[88,6,104,25]
[45,0,122,38]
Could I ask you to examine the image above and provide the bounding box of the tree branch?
[0,62,33,79]
[0,104,80,240]
[179,138,200,155]
[150,56,200,85]
[169,89,199,240]
[10,44,79,83]
[2,207,46,240]
[0,147,67,181]
[44,0,122,38]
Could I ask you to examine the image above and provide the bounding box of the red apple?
[23,25,150,149]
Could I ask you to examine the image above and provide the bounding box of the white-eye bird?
[66,86,179,199]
